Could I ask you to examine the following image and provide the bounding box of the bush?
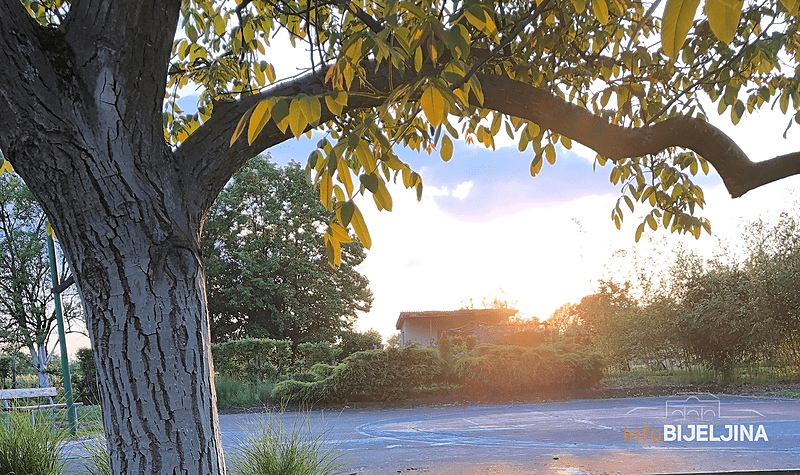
[456,343,603,394]
[0,411,66,475]
[270,379,332,405]
[297,342,341,368]
[333,344,445,401]
[310,364,336,380]
[229,412,339,475]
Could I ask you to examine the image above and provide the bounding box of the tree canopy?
[1,0,800,472]
[202,155,372,344]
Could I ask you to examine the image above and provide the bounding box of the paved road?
[66,394,800,474]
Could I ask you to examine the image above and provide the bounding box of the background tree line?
[551,210,800,381]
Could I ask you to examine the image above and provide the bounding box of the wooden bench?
[0,387,82,429]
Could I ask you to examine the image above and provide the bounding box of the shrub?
[229,412,339,475]
[333,345,445,401]
[310,364,336,380]
[456,343,603,394]
[0,411,66,475]
[270,379,332,404]
[297,342,341,368]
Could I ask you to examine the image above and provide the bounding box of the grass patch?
[229,411,339,475]
[0,411,67,475]
[216,374,275,408]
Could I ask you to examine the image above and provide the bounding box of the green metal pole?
[46,232,77,436]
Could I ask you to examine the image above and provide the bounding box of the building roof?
[395,308,518,330]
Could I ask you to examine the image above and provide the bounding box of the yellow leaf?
[298,94,321,126]
[530,154,543,177]
[780,0,799,12]
[414,47,423,73]
[1,160,13,174]
[288,99,308,138]
[328,223,352,243]
[320,170,333,211]
[419,85,447,127]
[705,0,743,44]
[325,95,343,116]
[247,99,273,145]
[45,222,55,237]
[440,135,454,162]
[374,180,393,212]
[572,0,587,13]
[592,0,610,24]
[350,204,372,249]
[661,0,702,60]
[264,63,276,83]
[338,158,354,197]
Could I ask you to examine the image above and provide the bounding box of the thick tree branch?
[177,62,800,219]
[477,74,800,198]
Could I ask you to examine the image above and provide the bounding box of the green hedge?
[333,344,445,401]
[271,345,445,404]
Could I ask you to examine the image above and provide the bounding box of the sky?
[265,105,800,340]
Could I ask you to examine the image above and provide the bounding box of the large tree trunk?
[0,1,227,473]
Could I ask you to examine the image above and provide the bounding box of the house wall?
[401,319,444,347]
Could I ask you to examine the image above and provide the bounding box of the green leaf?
[705,0,743,44]
[271,99,291,134]
[440,135,454,162]
[337,201,356,227]
[360,173,380,193]
[661,0,702,60]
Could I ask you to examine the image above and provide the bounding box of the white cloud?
[451,181,473,200]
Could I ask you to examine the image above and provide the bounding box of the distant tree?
[339,329,383,358]
[386,332,402,349]
[0,175,81,389]
[202,156,373,345]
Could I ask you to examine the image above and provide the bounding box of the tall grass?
[0,411,66,475]
[215,374,275,408]
[230,411,339,475]
[80,436,111,475]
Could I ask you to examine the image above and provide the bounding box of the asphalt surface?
[65,394,800,474]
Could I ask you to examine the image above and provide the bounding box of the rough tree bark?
[0,1,227,473]
[1,0,800,473]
